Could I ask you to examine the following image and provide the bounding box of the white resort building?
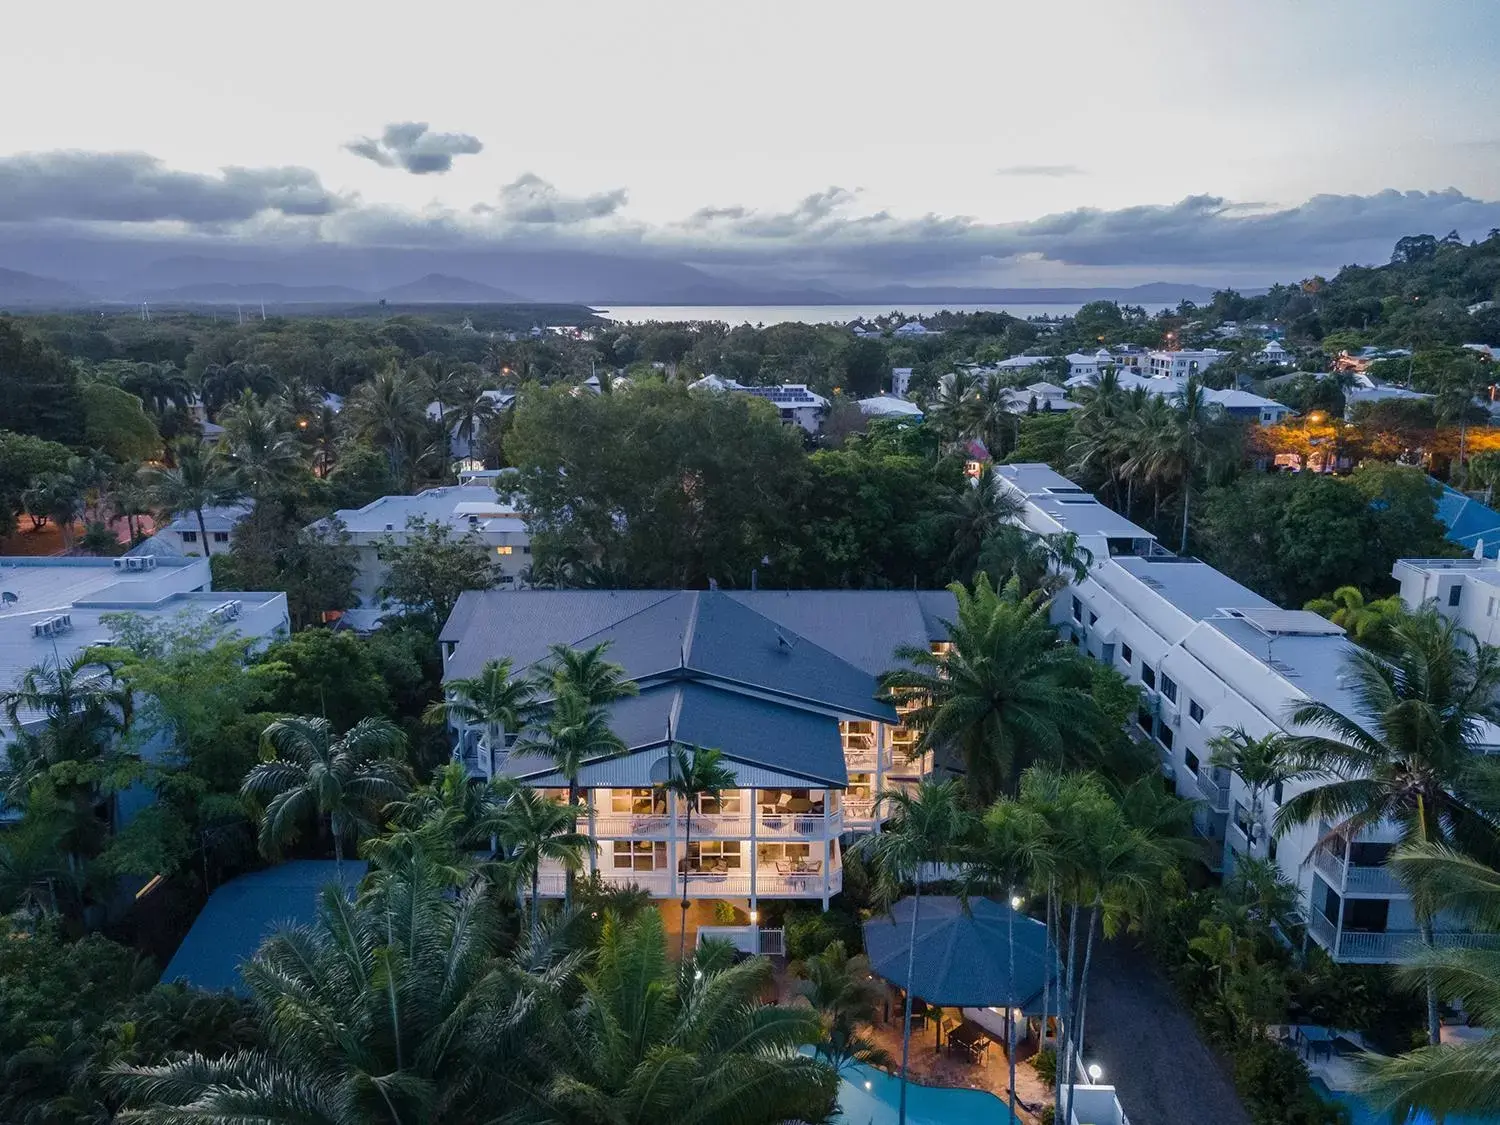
[437,589,952,912]
[996,463,1497,964]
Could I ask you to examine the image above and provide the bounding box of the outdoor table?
[1297,1026,1335,1063]
[948,1022,989,1063]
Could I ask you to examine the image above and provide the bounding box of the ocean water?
[594,303,1083,326]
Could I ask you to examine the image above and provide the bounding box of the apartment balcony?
[1194,768,1231,811]
[1307,910,1500,963]
[1312,846,1403,895]
[844,747,893,773]
[588,809,843,839]
[536,863,842,900]
[844,797,877,828]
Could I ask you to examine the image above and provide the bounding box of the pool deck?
[864,1010,1052,1123]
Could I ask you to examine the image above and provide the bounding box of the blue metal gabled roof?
[161,860,365,994]
[1432,478,1500,558]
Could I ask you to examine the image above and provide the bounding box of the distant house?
[1003,382,1078,414]
[1146,348,1227,379]
[154,502,254,556]
[1066,349,1117,381]
[851,324,883,339]
[857,394,924,420]
[426,390,515,461]
[893,321,937,338]
[310,479,530,629]
[1202,388,1294,425]
[689,375,829,433]
[890,367,914,397]
[995,355,1054,375]
[1256,340,1292,366]
[1344,384,1434,418]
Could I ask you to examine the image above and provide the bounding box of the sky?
[4,0,1500,291]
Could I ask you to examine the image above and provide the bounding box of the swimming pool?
[830,1059,1018,1125]
[1313,1079,1499,1125]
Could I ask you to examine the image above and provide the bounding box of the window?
[1161,675,1178,703]
[496,545,514,555]
[181,530,198,543]
[1184,748,1198,772]
[1072,597,1083,623]
[613,840,666,872]
[1088,612,1098,627]
[1188,700,1205,723]
[1489,597,1496,618]
[687,840,742,871]
[1271,781,1284,806]
[1349,841,1394,867]
[610,789,665,815]
[757,841,811,864]
[1121,642,1133,666]
[1232,800,1253,839]
[1343,898,1390,933]
[212,531,229,543]
[698,791,742,815]
[1158,725,1174,750]
[1450,585,1463,607]
[1136,708,1152,733]
[1142,664,1157,689]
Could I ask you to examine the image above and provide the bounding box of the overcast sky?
[4,0,1500,289]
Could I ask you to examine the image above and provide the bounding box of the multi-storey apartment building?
[437,589,951,911]
[996,463,1497,963]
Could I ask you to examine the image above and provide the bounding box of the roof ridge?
[680,590,702,670]
[536,590,686,660]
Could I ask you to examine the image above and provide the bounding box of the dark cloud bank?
[2,148,1498,303]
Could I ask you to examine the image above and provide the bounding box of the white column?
[667,789,679,901]
[821,794,832,910]
[874,725,887,833]
[748,787,759,922]
[587,788,598,877]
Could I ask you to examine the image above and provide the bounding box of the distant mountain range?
[0,243,1236,311]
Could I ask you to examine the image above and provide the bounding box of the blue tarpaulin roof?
[161,860,365,993]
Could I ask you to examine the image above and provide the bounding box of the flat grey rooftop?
[330,484,523,535]
[1110,556,1275,622]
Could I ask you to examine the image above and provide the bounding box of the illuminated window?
[495,545,514,555]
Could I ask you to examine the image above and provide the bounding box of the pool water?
[830,1059,1018,1125]
[1313,1079,1499,1125]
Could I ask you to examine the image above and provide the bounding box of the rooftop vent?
[208,599,243,623]
[31,613,73,639]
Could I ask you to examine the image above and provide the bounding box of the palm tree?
[943,463,1025,582]
[543,641,640,711]
[423,657,538,780]
[343,362,430,487]
[1362,843,1500,1120]
[660,743,736,962]
[0,812,77,916]
[967,796,1049,1119]
[1275,607,1500,1045]
[856,778,971,1125]
[513,690,627,906]
[1304,585,1408,652]
[1207,727,1305,860]
[789,939,890,1072]
[492,776,589,942]
[925,369,984,447]
[120,362,194,418]
[444,376,499,461]
[111,855,537,1124]
[1124,372,1234,553]
[242,715,413,873]
[881,575,1103,804]
[141,441,241,557]
[218,389,304,499]
[530,909,836,1125]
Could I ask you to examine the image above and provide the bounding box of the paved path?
[1081,938,1251,1125]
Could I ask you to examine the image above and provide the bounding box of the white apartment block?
[153,503,254,556]
[1146,348,1227,379]
[1394,554,1500,646]
[996,464,1495,963]
[311,481,530,629]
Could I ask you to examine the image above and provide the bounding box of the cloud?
[490,173,628,224]
[680,186,861,238]
[996,164,1087,177]
[345,122,483,175]
[0,151,345,223]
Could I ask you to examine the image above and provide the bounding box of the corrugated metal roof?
[501,681,848,786]
[863,895,1052,1008]
[727,590,956,676]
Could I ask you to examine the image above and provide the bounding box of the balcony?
[1312,846,1403,895]
[589,809,842,839]
[536,863,842,900]
[1306,916,1500,963]
[1194,768,1230,811]
[844,747,893,773]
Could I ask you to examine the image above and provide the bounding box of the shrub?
[1030,1045,1057,1087]
[784,907,862,960]
[713,901,738,925]
[1230,1037,1346,1125]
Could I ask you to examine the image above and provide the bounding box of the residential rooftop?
[327,483,525,537]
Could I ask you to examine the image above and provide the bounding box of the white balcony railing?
[535,865,842,899]
[844,748,892,773]
[1194,769,1230,811]
[1305,911,1500,963]
[1312,847,1403,895]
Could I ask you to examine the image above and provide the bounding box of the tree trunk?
[1006,882,1018,1120]
[565,779,579,912]
[1420,912,1441,1046]
[333,828,343,880]
[196,507,212,558]
[1058,901,1079,1112]
[678,806,694,964]
[1179,481,1191,555]
[1125,477,1134,520]
[898,876,922,1125]
[1064,898,1102,1125]
[531,864,541,946]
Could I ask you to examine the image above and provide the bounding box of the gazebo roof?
[862,895,1051,1008]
